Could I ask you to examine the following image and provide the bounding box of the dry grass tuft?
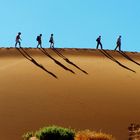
[75,130,115,140]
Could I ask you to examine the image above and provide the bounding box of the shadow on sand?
[16,47,58,79]
[51,48,88,74]
[99,49,136,73]
[39,48,75,74]
[118,51,140,66]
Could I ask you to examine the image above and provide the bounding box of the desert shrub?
[35,125,75,140]
[22,131,34,140]
[75,130,115,140]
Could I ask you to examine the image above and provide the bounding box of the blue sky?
[0,0,140,51]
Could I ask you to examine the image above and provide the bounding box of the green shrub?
[35,125,75,140]
[22,131,34,140]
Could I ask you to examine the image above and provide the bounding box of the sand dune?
[0,48,140,140]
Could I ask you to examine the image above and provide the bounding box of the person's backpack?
[96,38,100,42]
[36,36,40,41]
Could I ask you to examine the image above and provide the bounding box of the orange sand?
[0,48,140,140]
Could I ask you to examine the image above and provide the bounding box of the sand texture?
[0,48,140,140]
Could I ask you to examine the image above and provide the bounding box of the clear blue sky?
[0,0,140,51]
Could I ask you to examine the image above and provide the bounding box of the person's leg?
[100,43,103,49]
[15,42,17,47]
[114,45,118,50]
[96,43,99,49]
[40,43,42,48]
[119,45,121,51]
[52,43,54,48]
[37,42,39,48]
[19,41,21,47]
[50,43,52,48]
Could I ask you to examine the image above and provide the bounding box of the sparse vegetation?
[75,130,115,140]
[22,131,34,140]
[23,126,115,140]
[35,125,75,140]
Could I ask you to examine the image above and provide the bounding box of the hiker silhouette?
[15,32,22,47]
[49,34,54,48]
[37,34,42,48]
[115,36,121,51]
[96,36,103,49]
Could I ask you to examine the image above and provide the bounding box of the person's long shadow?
[51,48,88,74]
[99,49,136,73]
[16,47,58,79]
[39,48,75,74]
[117,51,140,66]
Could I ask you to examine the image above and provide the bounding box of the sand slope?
[0,48,140,140]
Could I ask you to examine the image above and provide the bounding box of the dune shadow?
[39,48,75,74]
[118,51,140,66]
[99,49,136,73]
[16,47,58,79]
[51,48,88,74]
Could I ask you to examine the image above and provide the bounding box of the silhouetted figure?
[37,34,42,48]
[115,36,121,51]
[49,34,54,48]
[15,32,22,47]
[96,36,103,49]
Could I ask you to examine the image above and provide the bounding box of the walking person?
[49,34,54,48]
[36,34,42,48]
[115,35,121,51]
[15,32,22,47]
[96,36,103,49]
